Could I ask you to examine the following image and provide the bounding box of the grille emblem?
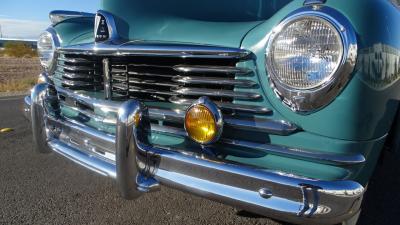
[94,13,109,42]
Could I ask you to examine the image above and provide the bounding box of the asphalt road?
[0,96,399,225]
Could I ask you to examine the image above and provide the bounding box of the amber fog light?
[184,97,223,145]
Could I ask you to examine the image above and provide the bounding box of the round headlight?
[37,30,58,72]
[266,7,357,113]
[268,17,343,89]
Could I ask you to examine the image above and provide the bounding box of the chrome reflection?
[26,84,365,224]
[357,43,400,90]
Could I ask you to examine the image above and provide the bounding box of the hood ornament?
[94,10,119,42]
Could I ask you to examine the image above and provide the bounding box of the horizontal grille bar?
[173,65,251,75]
[171,87,261,100]
[58,57,96,64]
[58,64,100,72]
[60,79,102,88]
[60,71,98,80]
[128,78,179,87]
[172,76,256,87]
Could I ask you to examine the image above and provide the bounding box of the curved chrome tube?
[31,83,52,154]
[116,100,159,199]
[49,10,95,25]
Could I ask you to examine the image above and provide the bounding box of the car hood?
[101,0,292,48]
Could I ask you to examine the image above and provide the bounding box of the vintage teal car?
[24,0,400,224]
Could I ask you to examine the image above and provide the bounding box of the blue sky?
[0,0,99,39]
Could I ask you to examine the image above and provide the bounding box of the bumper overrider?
[24,82,364,225]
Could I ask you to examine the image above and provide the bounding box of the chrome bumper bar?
[24,83,364,225]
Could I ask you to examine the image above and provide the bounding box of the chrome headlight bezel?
[37,27,60,74]
[265,6,357,113]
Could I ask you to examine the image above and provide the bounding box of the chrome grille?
[56,43,267,114]
[108,56,260,104]
[55,54,103,90]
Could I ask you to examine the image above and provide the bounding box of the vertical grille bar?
[103,58,111,99]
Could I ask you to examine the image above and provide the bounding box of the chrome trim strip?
[56,87,121,111]
[128,87,175,96]
[172,76,256,88]
[224,117,298,136]
[57,71,94,79]
[49,10,95,25]
[171,87,261,100]
[128,78,178,87]
[48,140,116,178]
[173,65,252,75]
[58,57,95,64]
[168,96,271,114]
[126,71,174,78]
[57,42,252,59]
[59,79,100,87]
[222,139,365,166]
[46,116,116,146]
[151,124,188,137]
[58,64,98,71]
[148,108,185,123]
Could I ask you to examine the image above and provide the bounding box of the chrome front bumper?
[24,83,364,225]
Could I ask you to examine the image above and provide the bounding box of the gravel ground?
[0,57,40,83]
[0,96,400,225]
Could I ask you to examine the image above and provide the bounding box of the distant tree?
[3,41,37,58]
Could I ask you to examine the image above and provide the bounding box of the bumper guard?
[24,83,364,225]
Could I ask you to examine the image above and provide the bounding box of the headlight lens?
[267,16,343,90]
[37,31,56,72]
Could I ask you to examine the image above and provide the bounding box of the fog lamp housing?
[184,97,223,145]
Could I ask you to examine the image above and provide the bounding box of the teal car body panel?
[53,17,94,46]
[49,0,400,187]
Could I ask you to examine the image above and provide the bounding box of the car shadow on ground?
[357,151,400,225]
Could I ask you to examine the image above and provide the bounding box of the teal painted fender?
[52,17,94,47]
[241,0,400,141]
